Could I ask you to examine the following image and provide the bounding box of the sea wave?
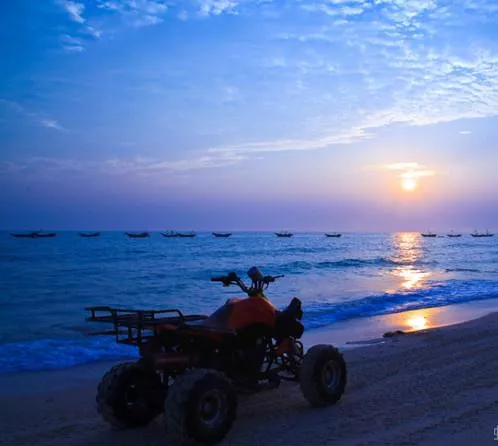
[1,278,498,374]
[279,257,436,273]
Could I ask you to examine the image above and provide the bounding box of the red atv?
[86,267,347,444]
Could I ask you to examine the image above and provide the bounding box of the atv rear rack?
[85,306,208,346]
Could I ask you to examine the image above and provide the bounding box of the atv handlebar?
[210,268,284,296]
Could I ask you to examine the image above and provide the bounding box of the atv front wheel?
[299,344,347,407]
[96,362,165,429]
[164,368,237,445]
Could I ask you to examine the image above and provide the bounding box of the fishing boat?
[176,232,197,238]
[160,231,179,238]
[36,232,56,238]
[125,232,149,238]
[446,230,461,238]
[421,231,437,238]
[11,231,56,238]
[11,231,38,238]
[325,233,342,238]
[79,232,100,237]
[212,232,232,238]
[275,231,293,238]
[471,230,494,238]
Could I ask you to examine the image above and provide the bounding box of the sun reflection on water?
[397,266,429,290]
[406,315,429,330]
[387,232,431,293]
[391,232,423,264]
[388,307,438,332]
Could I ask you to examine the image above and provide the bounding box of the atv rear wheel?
[299,344,347,407]
[164,368,237,445]
[96,362,165,429]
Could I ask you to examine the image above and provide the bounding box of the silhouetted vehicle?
[85,267,347,444]
[212,232,232,238]
[325,233,342,238]
[275,232,293,238]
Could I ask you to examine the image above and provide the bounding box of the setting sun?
[379,162,436,195]
[401,177,417,192]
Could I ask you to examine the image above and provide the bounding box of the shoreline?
[303,296,498,349]
[1,297,498,381]
[2,306,498,445]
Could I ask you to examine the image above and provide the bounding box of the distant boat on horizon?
[421,231,437,238]
[10,231,38,238]
[471,229,494,238]
[176,231,197,238]
[11,231,56,238]
[125,232,149,238]
[275,231,293,238]
[78,232,100,238]
[212,232,232,238]
[160,231,179,238]
[447,230,462,238]
[325,232,342,238]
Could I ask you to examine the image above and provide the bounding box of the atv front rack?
[85,306,208,346]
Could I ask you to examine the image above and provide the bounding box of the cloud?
[459,130,472,135]
[400,170,435,179]
[96,0,170,27]
[0,99,67,132]
[0,152,247,179]
[86,26,103,39]
[383,163,422,171]
[59,0,85,23]
[374,162,436,180]
[237,0,498,159]
[61,34,85,52]
[40,119,66,131]
[57,1,103,50]
[222,86,240,103]
[197,0,239,16]
[201,127,370,160]
[32,0,498,171]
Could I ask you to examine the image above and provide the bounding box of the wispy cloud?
[204,127,370,159]
[383,163,422,171]
[96,0,170,27]
[197,0,239,16]
[13,0,498,175]
[222,86,240,103]
[459,130,472,135]
[57,1,103,51]
[40,119,66,131]
[378,162,436,179]
[61,34,85,52]
[0,99,67,132]
[59,0,85,23]
[0,152,247,179]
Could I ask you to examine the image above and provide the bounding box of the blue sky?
[1,0,498,231]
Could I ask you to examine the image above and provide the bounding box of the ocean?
[1,231,498,374]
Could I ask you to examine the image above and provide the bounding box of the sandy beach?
[2,310,498,446]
